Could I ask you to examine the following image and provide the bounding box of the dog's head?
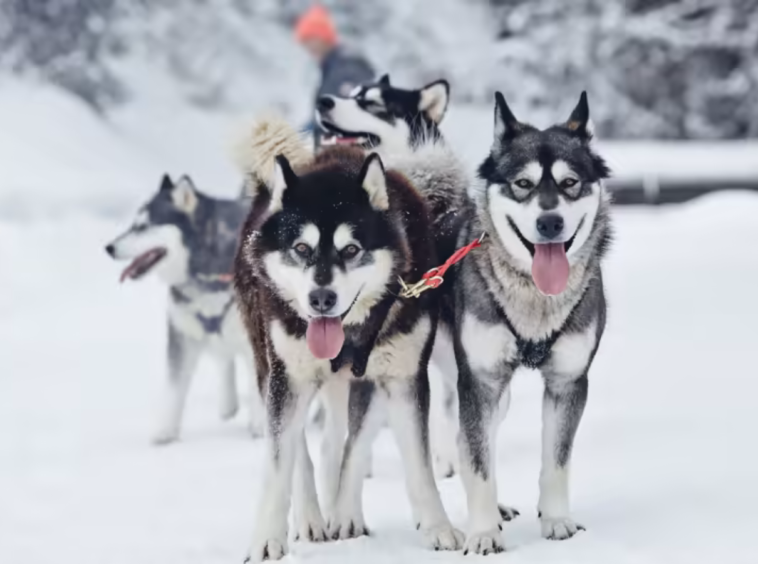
[478,91,611,296]
[254,151,403,360]
[315,74,449,152]
[105,174,197,286]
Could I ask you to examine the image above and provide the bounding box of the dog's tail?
[233,114,313,199]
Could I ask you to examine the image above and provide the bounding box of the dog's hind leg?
[218,359,239,421]
[152,323,201,445]
[429,329,460,479]
[385,373,464,551]
[292,431,328,543]
[247,372,316,562]
[327,379,382,540]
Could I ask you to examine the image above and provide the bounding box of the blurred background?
[1,2,757,564]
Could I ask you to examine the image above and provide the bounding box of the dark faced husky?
[428,92,612,554]
[234,117,464,561]
[105,175,265,444]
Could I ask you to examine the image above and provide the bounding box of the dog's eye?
[341,244,361,259]
[514,179,534,189]
[561,178,579,189]
[294,243,311,257]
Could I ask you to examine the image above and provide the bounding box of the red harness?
[399,233,486,299]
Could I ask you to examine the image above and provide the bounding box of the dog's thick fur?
[234,118,463,561]
[423,92,612,554]
[105,175,265,444]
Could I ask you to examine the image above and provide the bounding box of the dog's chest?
[364,315,432,381]
[270,315,432,384]
[168,289,243,354]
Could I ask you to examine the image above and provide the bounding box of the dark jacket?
[303,46,375,136]
[317,46,375,100]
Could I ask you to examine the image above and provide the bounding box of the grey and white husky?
[105,174,265,444]
[428,91,613,554]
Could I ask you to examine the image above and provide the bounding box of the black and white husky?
[234,117,464,561]
[316,74,471,478]
[105,175,265,444]
[428,92,612,554]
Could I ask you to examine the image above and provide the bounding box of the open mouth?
[119,248,167,282]
[506,217,582,257]
[305,287,363,360]
[319,121,379,147]
[507,217,585,296]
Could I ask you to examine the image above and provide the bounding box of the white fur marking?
[299,223,320,249]
[362,156,389,211]
[269,160,288,213]
[333,224,355,251]
[549,322,597,378]
[461,314,517,372]
[419,82,449,124]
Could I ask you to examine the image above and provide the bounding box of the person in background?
[294,4,375,146]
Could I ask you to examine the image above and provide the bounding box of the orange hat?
[294,4,338,46]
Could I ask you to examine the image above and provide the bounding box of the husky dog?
[105,175,265,444]
[316,74,469,478]
[427,92,612,554]
[315,73,450,153]
[234,117,464,561]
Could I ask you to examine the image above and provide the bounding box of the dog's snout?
[309,288,338,314]
[536,214,564,240]
[105,243,116,258]
[317,96,335,113]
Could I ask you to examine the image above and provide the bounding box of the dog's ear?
[358,153,389,211]
[159,173,173,192]
[172,176,198,214]
[269,155,298,213]
[565,91,593,138]
[493,91,523,141]
[419,79,450,124]
[378,74,390,87]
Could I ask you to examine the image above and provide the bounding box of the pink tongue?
[531,243,570,296]
[306,317,345,359]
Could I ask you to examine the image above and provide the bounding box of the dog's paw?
[421,524,465,551]
[498,504,520,522]
[219,402,239,421]
[463,529,505,556]
[294,514,328,543]
[247,536,288,562]
[540,516,585,540]
[247,423,264,439]
[327,515,370,541]
[151,428,179,446]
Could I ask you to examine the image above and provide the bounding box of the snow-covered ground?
[1,82,757,563]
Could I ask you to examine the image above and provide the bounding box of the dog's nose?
[105,244,116,257]
[536,214,564,240]
[316,96,335,113]
[309,288,338,314]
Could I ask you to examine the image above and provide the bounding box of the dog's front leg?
[385,374,464,551]
[153,322,201,445]
[292,430,328,543]
[317,378,349,521]
[328,379,383,540]
[247,369,315,562]
[538,370,588,540]
[457,371,511,555]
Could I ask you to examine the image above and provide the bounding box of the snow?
[2,81,758,564]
